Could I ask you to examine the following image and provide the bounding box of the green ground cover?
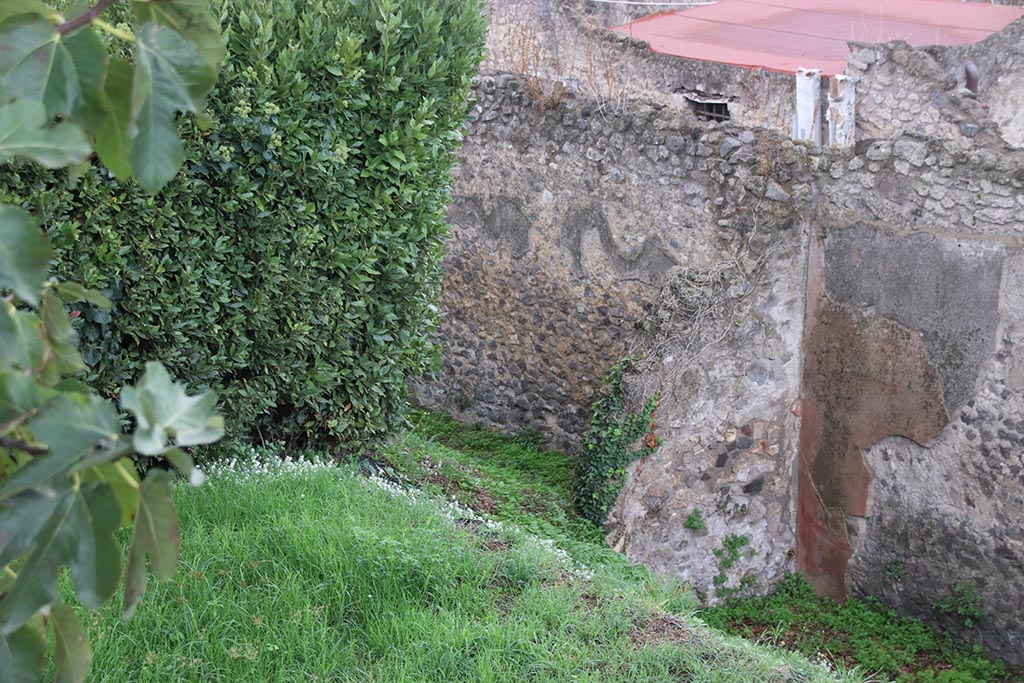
[701,575,1019,683]
[72,434,850,682]
[385,412,1021,683]
[67,413,1019,682]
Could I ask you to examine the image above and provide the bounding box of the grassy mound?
[74,439,848,682]
[72,414,1017,682]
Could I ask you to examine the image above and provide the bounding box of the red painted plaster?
[796,239,949,599]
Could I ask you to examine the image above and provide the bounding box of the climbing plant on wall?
[575,361,660,526]
[0,1,225,681]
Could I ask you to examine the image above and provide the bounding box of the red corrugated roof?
[612,0,1024,76]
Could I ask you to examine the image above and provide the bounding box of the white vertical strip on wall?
[827,75,856,147]
[793,68,822,146]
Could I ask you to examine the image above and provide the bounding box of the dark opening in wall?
[682,92,731,122]
[691,100,730,122]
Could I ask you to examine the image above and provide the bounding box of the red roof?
[612,0,1024,76]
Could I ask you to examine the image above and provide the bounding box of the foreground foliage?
[2,0,488,450]
[0,1,225,681]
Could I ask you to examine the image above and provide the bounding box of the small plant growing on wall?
[935,581,987,629]
[574,360,660,526]
[712,534,757,598]
[884,558,906,582]
[685,508,707,531]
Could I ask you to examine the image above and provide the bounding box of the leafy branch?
[56,0,118,35]
[0,436,47,456]
[0,0,225,681]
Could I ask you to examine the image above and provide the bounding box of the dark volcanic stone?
[743,476,765,495]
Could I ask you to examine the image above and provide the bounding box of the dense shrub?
[1,0,486,449]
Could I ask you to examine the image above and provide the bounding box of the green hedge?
[0,0,486,449]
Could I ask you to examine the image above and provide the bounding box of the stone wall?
[952,16,1024,148]
[804,121,1024,665]
[413,73,803,457]
[483,0,797,135]
[848,17,1024,148]
[418,16,1024,668]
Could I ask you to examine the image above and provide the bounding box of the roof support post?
[793,68,822,145]
[827,75,856,146]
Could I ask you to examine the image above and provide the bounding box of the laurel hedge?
[0,0,486,449]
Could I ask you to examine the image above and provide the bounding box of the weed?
[702,574,1016,682]
[684,508,707,532]
[711,534,757,599]
[884,558,906,582]
[715,534,752,568]
[934,581,986,629]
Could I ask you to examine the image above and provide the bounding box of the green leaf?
[28,393,119,465]
[53,281,112,310]
[0,488,60,568]
[0,617,46,683]
[0,369,45,434]
[0,302,46,376]
[0,394,120,501]
[40,291,83,376]
[194,111,213,131]
[0,0,53,26]
[0,14,104,118]
[130,22,217,192]
[0,99,90,168]
[52,25,106,119]
[0,204,50,306]
[68,483,122,609]
[122,362,223,456]
[0,489,73,634]
[164,447,205,486]
[80,458,140,527]
[52,378,90,395]
[51,603,91,683]
[132,0,226,70]
[0,12,55,101]
[123,470,178,618]
[0,482,121,633]
[81,57,132,180]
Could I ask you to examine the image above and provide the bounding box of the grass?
[381,412,626,570]
[381,412,1021,683]
[71,433,852,683]
[68,412,1018,682]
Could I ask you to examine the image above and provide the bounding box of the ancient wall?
[848,17,1024,148]
[483,0,796,135]
[803,42,1024,663]
[414,73,802,449]
[419,14,1024,668]
[950,16,1024,148]
[412,72,810,598]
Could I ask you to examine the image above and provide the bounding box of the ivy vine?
[574,360,660,527]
